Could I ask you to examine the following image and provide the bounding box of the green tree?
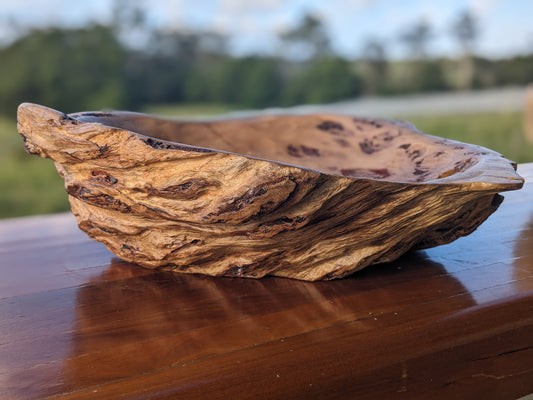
[418,60,449,92]
[131,30,230,107]
[279,13,332,60]
[238,57,283,108]
[186,57,283,108]
[400,19,433,60]
[451,9,478,89]
[493,55,533,86]
[0,25,127,115]
[283,58,361,105]
[452,10,478,54]
[361,37,388,95]
[398,18,446,93]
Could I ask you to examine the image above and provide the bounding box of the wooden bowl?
[17,103,524,280]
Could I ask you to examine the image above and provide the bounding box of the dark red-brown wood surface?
[1,164,533,400]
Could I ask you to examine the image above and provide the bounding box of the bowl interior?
[73,112,490,183]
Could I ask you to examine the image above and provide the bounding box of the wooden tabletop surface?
[1,163,532,400]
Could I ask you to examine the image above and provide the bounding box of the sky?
[1,0,532,59]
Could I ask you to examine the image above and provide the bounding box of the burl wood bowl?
[17,103,524,280]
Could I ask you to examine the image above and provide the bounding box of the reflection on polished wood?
[1,164,533,400]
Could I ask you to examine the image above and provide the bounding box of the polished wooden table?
[1,164,533,400]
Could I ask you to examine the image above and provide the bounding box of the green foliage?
[417,61,450,92]
[492,55,533,86]
[451,10,478,54]
[400,19,433,59]
[283,58,362,105]
[279,13,332,60]
[0,26,363,114]
[0,25,127,115]
[185,57,283,107]
[361,39,388,95]
[1,21,532,116]
[238,58,283,108]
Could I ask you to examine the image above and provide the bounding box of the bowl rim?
[18,102,525,192]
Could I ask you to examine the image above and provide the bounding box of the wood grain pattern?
[0,164,532,399]
[17,103,524,280]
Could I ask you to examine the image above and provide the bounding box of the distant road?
[228,86,526,119]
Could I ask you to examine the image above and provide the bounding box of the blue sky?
[1,0,532,59]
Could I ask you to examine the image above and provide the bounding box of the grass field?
[400,111,532,165]
[1,106,531,219]
[143,103,236,118]
[0,117,69,219]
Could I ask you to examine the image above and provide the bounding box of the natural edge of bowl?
[16,102,526,280]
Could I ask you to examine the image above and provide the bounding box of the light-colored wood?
[17,103,524,280]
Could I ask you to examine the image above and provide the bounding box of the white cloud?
[220,0,285,11]
[208,0,291,53]
[468,0,502,17]
[149,0,187,29]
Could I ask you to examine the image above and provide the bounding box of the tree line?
[0,9,532,116]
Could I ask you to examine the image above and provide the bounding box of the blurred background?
[1,0,533,218]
